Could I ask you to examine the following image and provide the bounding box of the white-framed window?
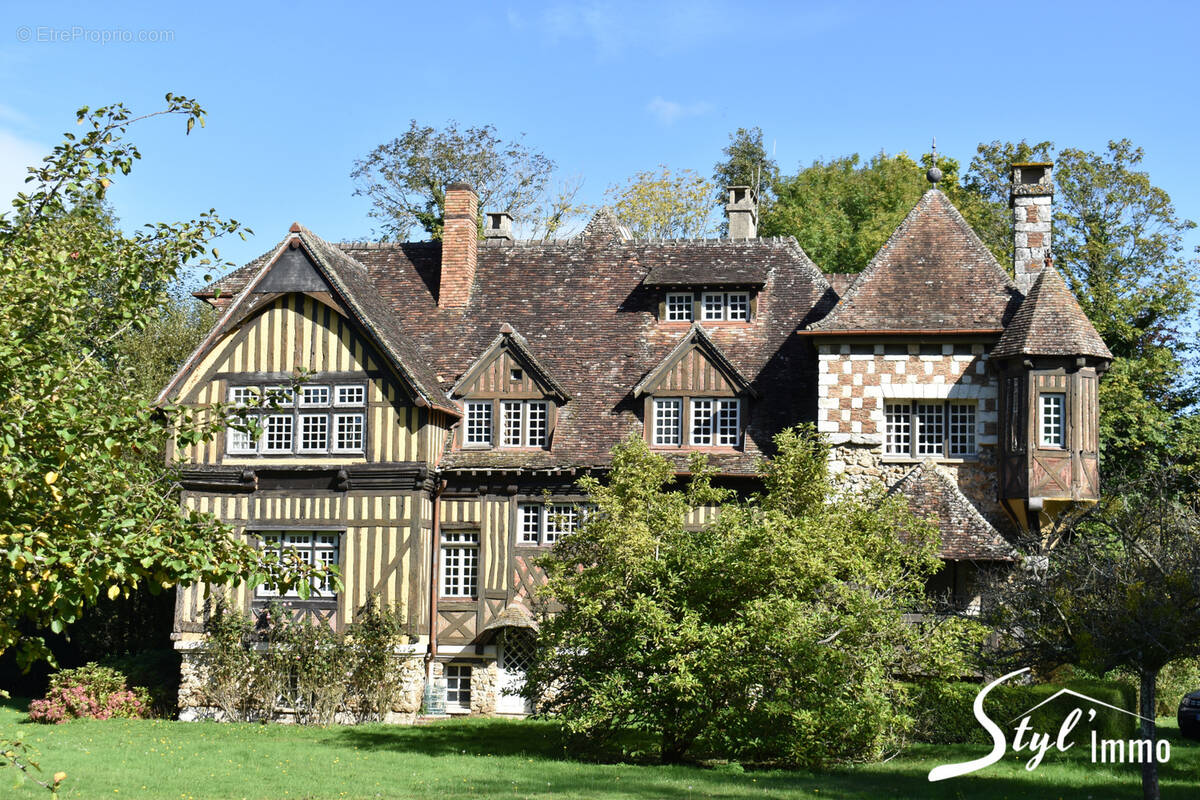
[487,399,550,448]
[263,414,294,452]
[715,399,741,446]
[653,398,682,446]
[299,413,329,452]
[884,400,977,459]
[224,382,367,456]
[300,385,330,407]
[690,399,714,445]
[335,384,365,406]
[701,291,751,321]
[516,502,590,546]
[333,413,365,453]
[256,531,340,598]
[441,531,479,597]
[464,401,492,446]
[445,664,472,713]
[665,292,693,321]
[1039,393,1065,448]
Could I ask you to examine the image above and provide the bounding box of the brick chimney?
[725,185,758,240]
[1009,163,1053,294]
[484,211,513,242]
[440,182,478,308]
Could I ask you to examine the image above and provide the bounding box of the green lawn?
[4,698,1199,799]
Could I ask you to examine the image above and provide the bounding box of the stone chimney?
[1009,163,1053,294]
[440,182,478,308]
[484,211,513,242]
[725,185,758,240]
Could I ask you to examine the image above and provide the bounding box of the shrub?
[28,663,149,723]
[346,594,407,722]
[909,677,1137,746]
[99,649,180,717]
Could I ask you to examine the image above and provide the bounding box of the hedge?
[909,678,1137,746]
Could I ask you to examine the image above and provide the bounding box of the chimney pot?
[725,185,758,240]
[440,183,479,309]
[485,211,514,242]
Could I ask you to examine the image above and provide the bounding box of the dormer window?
[665,293,694,321]
[653,397,742,447]
[702,291,749,321]
[465,401,493,446]
[500,400,549,447]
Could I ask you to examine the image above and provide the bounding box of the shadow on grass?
[329,718,571,760]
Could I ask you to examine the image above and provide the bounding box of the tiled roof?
[889,460,1014,561]
[991,264,1112,361]
[643,247,770,287]
[813,190,1020,334]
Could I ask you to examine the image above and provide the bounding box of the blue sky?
[1,0,1198,283]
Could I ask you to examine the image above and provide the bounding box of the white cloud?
[646,97,714,126]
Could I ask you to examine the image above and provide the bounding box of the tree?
[965,140,1200,483]
[0,96,320,669]
[760,151,988,273]
[351,119,574,240]
[527,429,976,766]
[604,165,716,239]
[712,127,779,231]
[978,477,1200,800]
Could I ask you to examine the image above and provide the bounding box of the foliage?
[711,127,779,229]
[350,119,585,241]
[198,596,407,724]
[908,678,1136,746]
[964,139,1199,483]
[604,165,717,239]
[760,151,990,273]
[978,475,1200,799]
[527,428,976,767]
[0,96,326,669]
[97,649,180,717]
[27,663,149,723]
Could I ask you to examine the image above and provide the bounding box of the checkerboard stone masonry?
[817,342,1007,530]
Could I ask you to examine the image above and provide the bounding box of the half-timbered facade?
[161,166,1110,719]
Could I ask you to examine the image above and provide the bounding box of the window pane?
[544,504,578,544]
[702,293,724,321]
[334,413,365,452]
[227,423,257,454]
[500,401,523,447]
[229,386,259,407]
[727,293,749,321]
[335,384,365,406]
[915,403,945,456]
[255,532,340,598]
[263,414,293,452]
[716,399,740,446]
[299,414,329,452]
[518,504,542,544]
[948,403,977,457]
[689,399,713,445]
[441,532,479,597]
[665,293,693,321]
[300,385,330,407]
[446,665,472,708]
[1040,393,1065,447]
[526,402,548,447]
[884,403,912,455]
[465,402,492,445]
[264,386,294,408]
[653,399,681,445]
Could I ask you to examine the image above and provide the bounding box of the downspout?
[426,476,446,684]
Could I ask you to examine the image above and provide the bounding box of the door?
[495,628,535,715]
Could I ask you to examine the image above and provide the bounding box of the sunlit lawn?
[4,697,1199,799]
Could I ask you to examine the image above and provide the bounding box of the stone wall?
[816,342,1007,529]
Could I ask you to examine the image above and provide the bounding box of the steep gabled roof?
[991,264,1112,361]
[889,460,1014,561]
[812,190,1019,334]
[633,323,759,398]
[452,324,571,402]
[160,226,457,415]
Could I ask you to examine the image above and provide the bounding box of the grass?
[4,697,1200,799]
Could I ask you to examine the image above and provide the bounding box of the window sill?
[880,456,979,465]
